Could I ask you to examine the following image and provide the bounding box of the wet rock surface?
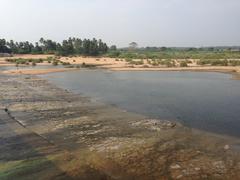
[0,74,240,179]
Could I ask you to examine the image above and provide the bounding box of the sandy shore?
[1,65,240,78]
[0,74,240,179]
[59,56,240,73]
[0,54,240,78]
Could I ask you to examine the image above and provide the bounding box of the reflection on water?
[42,70,240,137]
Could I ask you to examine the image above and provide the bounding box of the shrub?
[125,58,132,62]
[62,62,71,66]
[229,60,240,66]
[129,60,144,65]
[180,61,188,67]
[47,56,53,60]
[81,62,96,68]
[52,61,58,66]
[166,61,175,67]
[107,51,121,58]
[197,59,211,65]
[210,60,228,66]
[151,60,159,66]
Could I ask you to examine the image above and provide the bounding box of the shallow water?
[0,65,65,71]
[42,70,240,137]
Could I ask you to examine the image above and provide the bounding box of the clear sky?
[0,0,239,47]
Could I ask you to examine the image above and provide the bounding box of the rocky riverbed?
[0,74,240,179]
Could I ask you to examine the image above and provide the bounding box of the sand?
[0,54,240,76]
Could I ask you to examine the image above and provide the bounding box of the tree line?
[0,38,109,56]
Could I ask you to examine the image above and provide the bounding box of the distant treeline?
[1,37,240,59]
[126,46,240,52]
[107,46,240,60]
[0,38,109,56]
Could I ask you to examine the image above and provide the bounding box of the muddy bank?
[0,74,240,179]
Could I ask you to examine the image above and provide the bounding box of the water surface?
[42,70,240,137]
[0,65,64,71]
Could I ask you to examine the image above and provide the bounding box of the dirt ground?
[0,73,240,179]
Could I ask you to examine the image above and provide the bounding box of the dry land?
[0,72,240,179]
[0,55,240,77]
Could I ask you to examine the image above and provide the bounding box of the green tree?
[110,45,117,51]
[180,61,188,67]
[0,39,11,53]
[129,42,138,50]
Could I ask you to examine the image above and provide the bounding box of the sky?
[0,0,240,47]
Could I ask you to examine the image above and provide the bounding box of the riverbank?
[0,54,240,77]
[0,74,240,179]
[2,66,240,79]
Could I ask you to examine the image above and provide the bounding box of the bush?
[229,60,240,66]
[197,59,211,65]
[180,61,188,67]
[52,61,58,66]
[46,56,53,61]
[119,53,138,59]
[197,59,228,66]
[125,58,132,62]
[129,60,144,65]
[81,62,96,68]
[107,51,121,58]
[210,60,228,66]
[166,61,175,67]
[62,62,71,66]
